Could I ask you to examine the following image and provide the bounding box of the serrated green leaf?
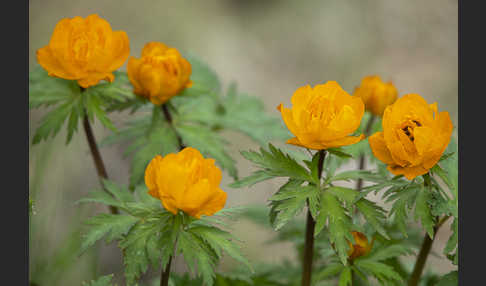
[327,148,353,159]
[415,187,435,238]
[80,214,138,254]
[365,244,413,262]
[315,192,353,265]
[29,66,81,109]
[228,170,273,188]
[82,274,115,286]
[444,216,458,265]
[355,199,389,239]
[338,267,352,286]
[175,123,237,179]
[312,263,344,283]
[326,186,359,206]
[76,190,126,210]
[239,143,314,184]
[329,170,384,184]
[356,260,403,283]
[102,179,136,204]
[189,225,252,272]
[435,270,458,286]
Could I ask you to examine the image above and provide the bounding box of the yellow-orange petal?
[145,155,163,197]
[286,137,326,150]
[323,134,365,149]
[36,46,77,79]
[77,72,114,88]
[368,132,395,165]
[107,31,130,71]
[387,164,429,180]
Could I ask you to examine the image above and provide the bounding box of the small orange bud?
[127,42,192,105]
[353,75,398,117]
[347,231,372,260]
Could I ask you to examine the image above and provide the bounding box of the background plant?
[29,1,458,285]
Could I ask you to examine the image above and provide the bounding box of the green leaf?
[327,148,353,159]
[80,214,138,254]
[228,171,273,188]
[189,225,252,272]
[365,244,413,262]
[102,179,136,204]
[326,186,360,206]
[328,170,384,184]
[312,263,344,283]
[177,230,218,286]
[237,144,314,184]
[32,100,80,144]
[444,216,458,265]
[213,83,289,145]
[355,260,403,283]
[315,192,353,265]
[29,66,81,109]
[435,271,458,286]
[181,54,221,96]
[414,187,435,238]
[338,267,352,286]
[268,180,309,230]
[76,190,126,210]
[82,274,115,286]
[175,123,237,179]
[355,199,389,239]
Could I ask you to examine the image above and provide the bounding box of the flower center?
[401,120,421,141]
[72,33,90,62]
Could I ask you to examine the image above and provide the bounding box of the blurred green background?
[29,0,457,285]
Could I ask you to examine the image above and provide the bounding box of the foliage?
[78,180,251,286]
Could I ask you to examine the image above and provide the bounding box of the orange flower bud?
[36,14,130,88]
[353,75,398,117]
[144,147,227,219]
[277,81,365,150]
[369,94,453,180]
[127,42,192,105]
[347,231,372,260]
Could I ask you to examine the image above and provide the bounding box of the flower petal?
[368,132,395,165]
[387,164,429,180]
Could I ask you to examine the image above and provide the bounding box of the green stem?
[301,150,327,286]
[82,113,119,214]
[161,104,185,151]
[408,174,450,286]
[356,114,376,192]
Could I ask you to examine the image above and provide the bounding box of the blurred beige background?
[29,0,458,285]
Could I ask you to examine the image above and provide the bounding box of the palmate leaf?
[268,180,319,230]
[355,199,389,239]
[315,191,354,265]
[175,123,237,179]
[214,83,289,145]
[435,270,458,286]
[82,274,115,286]
[355,260,403,284]
[30,66,128,145]
[230,144,314,188]
[338,267,352,286]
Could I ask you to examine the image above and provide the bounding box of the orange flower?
[353,75,398,116]
[347,231,373,260]
[277,81,365,150]
[36,14,130,88]
[144,147,227,219]
[127,42,192,105]
[369,94,453,180]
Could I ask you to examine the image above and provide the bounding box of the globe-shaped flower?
[144,147,227,218]
[347,231,373,260]
[369,94,453,180]
[277,81,365,150]
[353,75,398,116]
[127,42,192,105]
[36,14,130,88]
